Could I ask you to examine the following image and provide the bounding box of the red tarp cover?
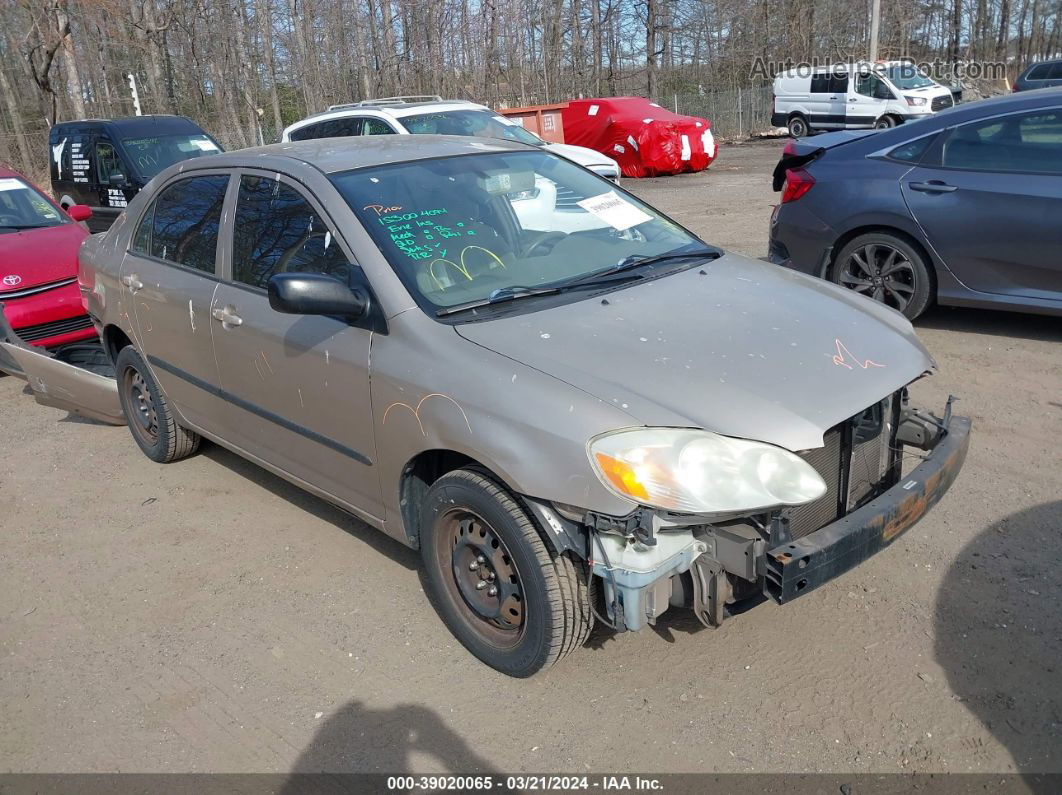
[561,97,717,178]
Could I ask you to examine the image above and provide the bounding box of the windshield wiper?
[436,285,561,316]
[0,223,51,231]
[557,247,721,290]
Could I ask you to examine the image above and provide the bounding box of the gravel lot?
[2,139,1059,776]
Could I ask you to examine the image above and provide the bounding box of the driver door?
[848,72,890,128]
[210,171,384,521]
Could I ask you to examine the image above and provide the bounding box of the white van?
[771,61,955,137]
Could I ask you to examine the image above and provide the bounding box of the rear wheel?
[115,346,200,463]
[787,115,809,138]
[831,233,933,320]
[419,469,592,677]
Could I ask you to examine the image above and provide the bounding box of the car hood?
[455,253,935,452]
[0,223,86,291]
[543,142,619,171]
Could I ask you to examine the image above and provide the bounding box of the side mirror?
[268,273,368,319]
[108,173,127,188]
[67,204,93,222]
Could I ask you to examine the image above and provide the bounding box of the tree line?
[1,0,1059,176]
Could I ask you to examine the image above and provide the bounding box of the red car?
[0,165,96,348]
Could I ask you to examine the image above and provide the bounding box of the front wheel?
[830,233,933,319]
[874,115,898,129]
[419,469,592,677]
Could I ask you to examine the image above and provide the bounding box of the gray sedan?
[769,87,1062,319]
[17,135,971,676]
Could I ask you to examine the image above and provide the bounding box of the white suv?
[281,96,621,181]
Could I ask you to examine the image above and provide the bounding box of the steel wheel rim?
[840,243,916,313]
[434,508,525,649]
[123,366,159,446]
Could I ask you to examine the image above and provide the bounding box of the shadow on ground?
[279,700,499,793]
[202,444,419,571]
[934,500,1062,772]
[916,305,1062,343]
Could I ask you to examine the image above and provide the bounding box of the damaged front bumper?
[556,401,971,633]
[0,302,125,425]
[765,413,971,602]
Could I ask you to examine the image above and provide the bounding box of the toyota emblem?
[2,274,21,287]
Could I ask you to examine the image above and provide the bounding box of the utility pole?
[869,0,881,61]
[128,74,142,116]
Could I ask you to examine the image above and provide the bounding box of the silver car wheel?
[839,243,917,314]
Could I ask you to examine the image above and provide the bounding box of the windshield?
[121,133,221,179]
[331,150,706,312]
[884,65,936,90]
[401,109,544,146]
[0,177,66,232]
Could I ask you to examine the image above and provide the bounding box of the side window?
[362,118,396,135]
[829,73,849,94]
[810,74,831,93]
[316,118,363,138]
[149,175,228,272]
[1027,64,1051,81]
[855,74,891,99]
[1050,63,1062,79]
[289,123,321,142]
[888,134,938,163]
[96,141,123,183]
[942,110,1062,174]
[132,202,154,253]
[231,175,353,290]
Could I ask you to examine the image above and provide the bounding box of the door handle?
[909,180,958,193]
[848,98,858,103]
[120,273,143,292]
[211,306,243,327]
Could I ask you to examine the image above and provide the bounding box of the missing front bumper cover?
[765,413,971,603]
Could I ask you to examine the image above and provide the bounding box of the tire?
[419,468,592,677]
[874,115,897,129]
[787,115,809,138]
[114,346,201,463]
[830,232,934,320]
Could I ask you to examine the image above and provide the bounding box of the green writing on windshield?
[379,208,478,261]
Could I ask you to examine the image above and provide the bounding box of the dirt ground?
[2,139,1060,776]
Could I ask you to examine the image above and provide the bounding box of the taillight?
[782,140,797,157]
[781,167,815,203]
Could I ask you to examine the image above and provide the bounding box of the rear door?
[209,171,383,520]
[901,107,1062,299]
[123,172,232,431]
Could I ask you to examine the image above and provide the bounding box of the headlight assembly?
[589,428,827,515]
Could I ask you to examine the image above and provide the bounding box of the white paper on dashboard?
[0,178,24,192]
[576,191,652,231]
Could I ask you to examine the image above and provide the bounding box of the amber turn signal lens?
[594,452,650,500]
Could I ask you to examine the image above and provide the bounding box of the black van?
[48,115,222,232]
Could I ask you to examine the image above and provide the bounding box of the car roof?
[283,100,491,133]
[50,115,210,135]
[0,164,27,180]
[179,134,535,175]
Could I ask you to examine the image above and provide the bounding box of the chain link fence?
[653,86,776,139]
